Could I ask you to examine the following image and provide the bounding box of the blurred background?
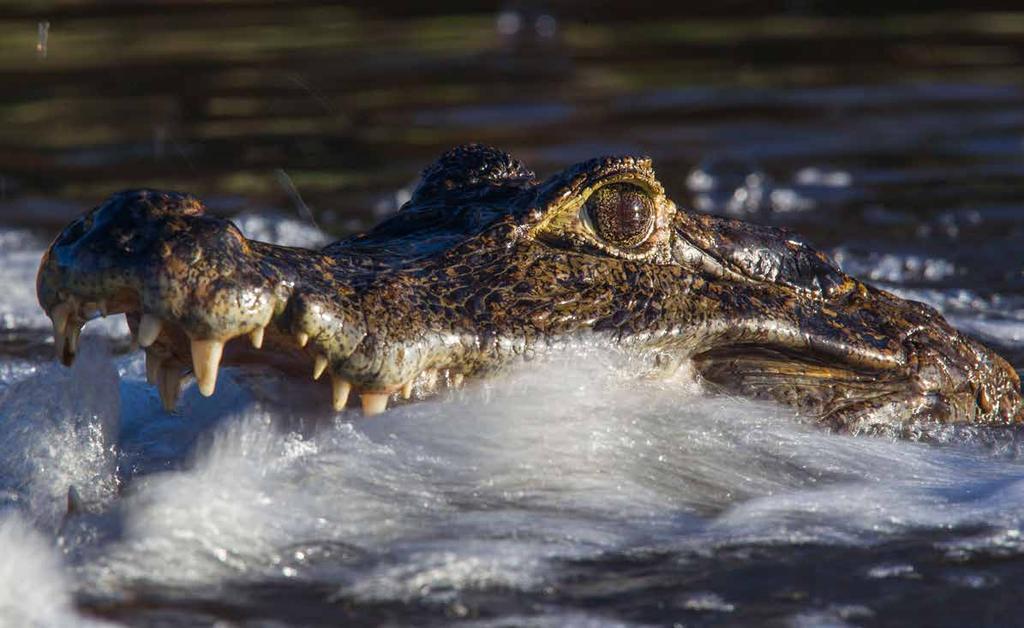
[2,0,1024,242]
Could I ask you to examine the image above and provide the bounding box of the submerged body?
[36,145,1022,432]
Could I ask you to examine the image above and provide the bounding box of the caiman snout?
[37,189,478,415]
[35,145,1024,431]
[872,291,1022,427]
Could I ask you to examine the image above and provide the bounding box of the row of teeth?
[50,300,463,417]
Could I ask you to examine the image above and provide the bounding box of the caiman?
[35,144,1023,432]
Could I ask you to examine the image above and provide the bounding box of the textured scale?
[36,144,1023,431]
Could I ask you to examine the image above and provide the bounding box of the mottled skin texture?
[37,145,1023,432]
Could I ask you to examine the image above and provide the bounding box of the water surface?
[2,3,1024,626]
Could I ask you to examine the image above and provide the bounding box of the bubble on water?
[794,167,852,188]
[496,10,522,36]
[686,159,780,217]
[769,187,816,213]
[830,247,958,284]
[535,15,557,39]
[866,563,917,579]
[790,604,874,627]
[680,591,735,612]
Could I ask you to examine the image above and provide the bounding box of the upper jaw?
[36,189,476,416]
[38,184,1024,428]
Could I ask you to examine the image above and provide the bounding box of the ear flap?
[411,144,536,204]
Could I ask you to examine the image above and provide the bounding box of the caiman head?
[36,144,1023,432]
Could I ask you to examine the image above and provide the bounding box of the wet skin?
[36,145,1023,432]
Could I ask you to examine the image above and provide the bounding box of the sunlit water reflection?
[3,4,1024,626]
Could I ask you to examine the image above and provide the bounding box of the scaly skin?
[36,145,1023,432]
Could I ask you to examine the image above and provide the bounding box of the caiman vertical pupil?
[585,183,655,248]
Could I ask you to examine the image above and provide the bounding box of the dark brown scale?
[35,144,1024,432]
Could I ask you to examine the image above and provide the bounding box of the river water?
[2,4,1024,626]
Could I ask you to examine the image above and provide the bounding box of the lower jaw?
[132,322,477,417]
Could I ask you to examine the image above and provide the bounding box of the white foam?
[6,218,1024,622]
[0,339,121,531]
[48,352,1024,615]
[0,512,110,627]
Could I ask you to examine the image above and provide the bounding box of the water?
[3,3,1024,626]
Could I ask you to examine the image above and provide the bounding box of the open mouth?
[46,293,477,417]
[36,150,1024,433]
[35,190,477,418]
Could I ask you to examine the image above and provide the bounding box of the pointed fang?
[158,367,182,412]
[59,325,81,367]
[51,302,72,335]
[422,368,438,392]
[145,352,162,385]
[54,329,66,362]
[137,314,163,348]
[361,393,388,416]
[296,332,309,348]
[313,355,328,381]
[402,381,413,399]
[250,326,265,349]
[190,338,224,397]
[331,377,351,411]
[66,485,83,518]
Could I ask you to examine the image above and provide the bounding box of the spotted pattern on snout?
[36,145,1023,430]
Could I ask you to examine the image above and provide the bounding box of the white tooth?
[137,314,163,348]
[422,369,438,392]
[145,352,163,385]
[190,339,224,397]
[54,329,66,361]
[62,325,81,365]
[402,381,413,399]
[249,326,265,349]
[451,373,464,388]
[51,302,72,335]
[312,355,328,381]
[158,367,182,412]
[331,377,351,411]
[296,332,309,348]
[361,393,388,416]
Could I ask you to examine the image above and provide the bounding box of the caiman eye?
[584,183,655,248]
